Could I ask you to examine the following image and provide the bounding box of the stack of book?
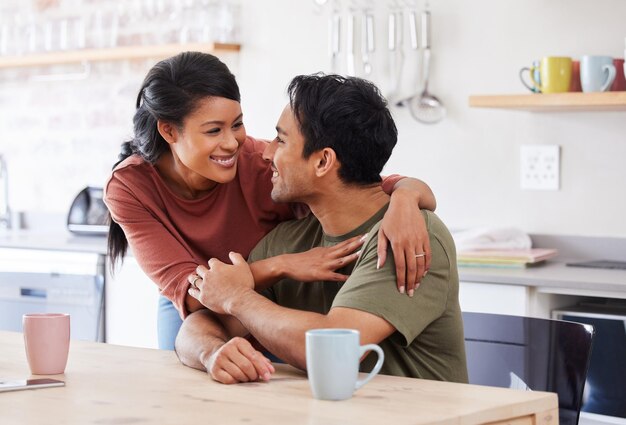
[457,248,558,268]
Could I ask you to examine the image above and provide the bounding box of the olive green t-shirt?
[248,205,468,383]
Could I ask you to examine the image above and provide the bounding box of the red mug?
[569,60,582,92]
[611,59,626,91]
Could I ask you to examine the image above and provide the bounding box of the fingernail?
[408,289,414,297]
[415,283,420,290]
[359,233,369,242]
[423,271,428,277]
[399,285,405,294]
[263,373,271,381]
[376,258,381,270]
[355,250,362,257]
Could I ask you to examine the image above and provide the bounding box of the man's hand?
[188,252,255,315]
[205,337,275,384]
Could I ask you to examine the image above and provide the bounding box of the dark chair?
[462,312,594,425]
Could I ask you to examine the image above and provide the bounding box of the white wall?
[0,0,624,237]
[237,0,626,238]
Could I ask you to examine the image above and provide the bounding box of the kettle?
[67,187,109,235]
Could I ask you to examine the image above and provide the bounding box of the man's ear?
[314,148,337,177]
[157,120,178,145]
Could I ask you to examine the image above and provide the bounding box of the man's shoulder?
[421,209,445,232]
[365,209,455,254]
[364,208,447,230]
[421,210,456,262]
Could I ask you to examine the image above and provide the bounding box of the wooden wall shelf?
[0,42,241,69]
[469,92,626,112]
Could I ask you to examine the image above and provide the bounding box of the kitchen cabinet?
[0,42,241,69]
[105,256,159,349]
[459,280,588,319]
[0,232,162,349]
[459,281,531,316]
[468,92,626,112]
[0,247,105,342]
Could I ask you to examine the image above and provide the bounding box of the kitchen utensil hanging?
[388,3,421,106]
[329,10,341,73]
[319,0,446,123]
[386,7,403,104]
[409,4,446,124]
[327,0,376,77]
[346,11,356,75]
[361,11,375,75]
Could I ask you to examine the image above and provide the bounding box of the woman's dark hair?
[107,51,240,271]
[287,73,397,185]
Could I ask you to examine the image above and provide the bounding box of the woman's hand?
[378,188,431,297]
[282,234,367,282]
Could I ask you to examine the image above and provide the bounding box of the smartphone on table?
[0,378,65,392]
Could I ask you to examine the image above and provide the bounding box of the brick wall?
[0,0,239,214]
[0,61,145,213]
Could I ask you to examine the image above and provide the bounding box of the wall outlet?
[520,145,560,190]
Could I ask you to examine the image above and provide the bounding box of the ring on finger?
[415,253,426,258]
[190,274,202,289]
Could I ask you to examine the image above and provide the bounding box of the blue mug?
[580,55,616,92]
[305,329,384,400]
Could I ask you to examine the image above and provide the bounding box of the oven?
[553,303,626,425]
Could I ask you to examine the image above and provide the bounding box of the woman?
[104,52,436,350]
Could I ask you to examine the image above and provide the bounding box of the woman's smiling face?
[169,96,246,189]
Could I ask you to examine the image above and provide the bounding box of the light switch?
[520,145,560,191]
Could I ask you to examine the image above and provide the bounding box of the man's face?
[263,105,315,203]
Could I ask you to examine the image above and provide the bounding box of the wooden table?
[0,331,558,425]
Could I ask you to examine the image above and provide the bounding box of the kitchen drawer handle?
[20,288,47,299]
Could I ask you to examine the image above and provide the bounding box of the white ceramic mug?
[305,329,384,401]
[580,55,616,92]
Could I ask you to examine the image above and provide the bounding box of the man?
[175,74,467,385]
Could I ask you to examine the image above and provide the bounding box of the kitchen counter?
[460,233,626,299]
[1,228,625,297]
[0,230,107,254]
[0,212,108,254]
[460,261,626,298]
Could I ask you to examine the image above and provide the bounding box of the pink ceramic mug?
[23,313,70,375]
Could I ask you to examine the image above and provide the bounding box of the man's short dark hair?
[287,74,398,185]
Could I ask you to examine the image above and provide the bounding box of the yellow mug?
[531,57,572,94]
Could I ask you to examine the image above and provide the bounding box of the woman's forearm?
[391,177,437,211]
[249,256,287,291]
